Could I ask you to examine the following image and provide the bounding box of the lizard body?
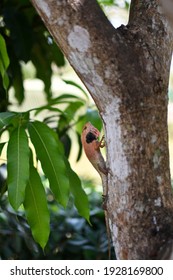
[81,122,107,185]
[81,122,108,197]
[81,122,111,258]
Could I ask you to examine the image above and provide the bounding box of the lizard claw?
[99,135,106,148]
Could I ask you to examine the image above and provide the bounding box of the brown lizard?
[81,122,111,258]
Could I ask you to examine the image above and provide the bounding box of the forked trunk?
[31,0,173,259]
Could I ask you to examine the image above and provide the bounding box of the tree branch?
[30,0,121,109]
[31,0,172,113]
[31,0,173,259]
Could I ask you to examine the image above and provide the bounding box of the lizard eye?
[83,126,87,131]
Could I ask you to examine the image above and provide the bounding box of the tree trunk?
[31,0,173,259]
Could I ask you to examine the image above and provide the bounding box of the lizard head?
[82,122,100,137]
[81,122,100,144]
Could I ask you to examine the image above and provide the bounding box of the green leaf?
[63,80,89,99]
[60,133,71,158]
[24,161,50,249]
[28,121,70,207]
[86,109,102,130]
[76,131,82,162]
[9,55,24,104]
[64,101,84,122]
[97,0,115,6]
[32,42,52,99]
[0,112,30,131]
[76,109,102,134]
[7,126,30,210]
[34,105,64,117]
[0,35,9,69]
[33,95,84,117]
[49,39,65,67]
[66,160,90,223]
[125,1,130,9]
[4,7,33,62]
[0,112,16,130]
[0,34,10,90]
[58,101,84,132]
[52,93,85,102]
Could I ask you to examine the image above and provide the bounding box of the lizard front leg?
[97,135,105,148]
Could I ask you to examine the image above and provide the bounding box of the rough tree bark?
[31,0,173,259]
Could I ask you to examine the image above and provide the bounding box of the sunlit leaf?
[7,126,30,210]
[28,121,70,207]
[97,0,117,6]
[24,161,50,249]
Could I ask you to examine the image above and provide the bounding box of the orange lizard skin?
[81,122,111,258]
[81,122,107,177]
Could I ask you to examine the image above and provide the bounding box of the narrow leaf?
[60,133,71,158]
[34,105,64,116]
[9,54,24,104]
[0,35,9,69]
[7,126,30,210]
[52,93,85,102]
[63,79,89,99]
[58,101,84,131]
[28,121,70,207]
[76,131,82,162]
[63,101,84,122]
[66,160,90,223]
[0,34,10,90]
[24,162,50,249]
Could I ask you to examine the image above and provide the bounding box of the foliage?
[0,0,65,105]
[0,111,94,248]
[0,0,104,250]
[0,74,102,248]
[0,0,130,106]
[0,0,129,255]
[0,179,116,260]
[0,34,9,91]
